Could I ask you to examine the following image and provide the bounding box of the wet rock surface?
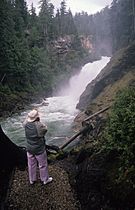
[77,43,135,110]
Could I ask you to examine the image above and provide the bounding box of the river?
[1,57,110,149]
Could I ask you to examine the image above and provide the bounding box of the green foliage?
[74,0,135,54]
[1,0,134,105]
[0,0,89,116]
[74,7,112,56]
[103,87,135,183]
[110,0,134,52]
[74,12,95,36]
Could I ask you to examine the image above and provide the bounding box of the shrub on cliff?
[104,86,135,183]
[100,87,135,208]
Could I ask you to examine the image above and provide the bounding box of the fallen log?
[59,126,90,150]
[59,106,110,150]
[83,106,110,122]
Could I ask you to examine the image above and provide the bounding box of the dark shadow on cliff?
[0,125,27,209]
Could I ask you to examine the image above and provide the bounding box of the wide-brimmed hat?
[27,109,39,122]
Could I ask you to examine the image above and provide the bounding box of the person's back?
[23,109,52,185]
[25,120,47,155]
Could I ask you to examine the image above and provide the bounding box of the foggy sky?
[26,0,112,15]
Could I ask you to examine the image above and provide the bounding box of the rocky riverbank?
[5,157,80,210]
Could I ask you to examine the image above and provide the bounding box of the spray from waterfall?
[1,57,110,147]
[58,57,110,103]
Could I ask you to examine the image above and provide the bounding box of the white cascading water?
[59,56,110,102]
[1,57,110,148]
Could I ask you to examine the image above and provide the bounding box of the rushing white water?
[59,56,110,103]
[1,57,110,148]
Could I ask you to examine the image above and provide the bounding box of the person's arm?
[35,121,47,137]
[22,117,28,127]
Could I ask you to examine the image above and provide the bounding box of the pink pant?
[27,151,49,183]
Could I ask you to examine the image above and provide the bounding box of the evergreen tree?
[0,0,17,87]
[47,3,55,40]
[28,3,40,48]
[0,0,88,113]
[66,9,77,35]
[59,0,67,36]
[110,0,134,52]
[38,0,52,47]
[12,0,28,37]
[74,12,95,36]
[55,9,61,37]
[29,3,37,27]
[60,0,67,16]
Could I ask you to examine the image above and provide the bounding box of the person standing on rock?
[23,109,53,185]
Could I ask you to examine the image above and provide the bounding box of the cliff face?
[77,42,135,112]
[74,43,135,210]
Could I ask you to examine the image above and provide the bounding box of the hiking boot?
[43,177,53,185]
[30,181,35,185]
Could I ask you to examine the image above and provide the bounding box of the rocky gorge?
[1,42,135,210]
[73,42,135,209]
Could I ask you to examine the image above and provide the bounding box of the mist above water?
[1,57,110,147]
[58,56,110,103]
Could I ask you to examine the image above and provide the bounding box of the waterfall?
[59,56,110,103]
[1,57,110,147]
